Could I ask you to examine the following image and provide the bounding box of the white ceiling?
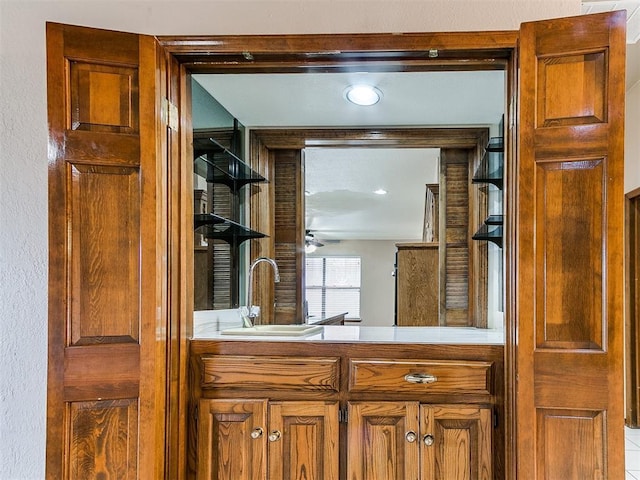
[305,148,440,240]
[194,71,506,129]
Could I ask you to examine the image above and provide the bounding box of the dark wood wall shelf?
[193,121,267,309]
[194,213,267,244]
[472,130,504,249]
[194,137,265,190]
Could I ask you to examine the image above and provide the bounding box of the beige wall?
[308,240,399,326]
[0,1,589,478]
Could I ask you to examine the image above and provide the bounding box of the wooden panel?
[268,401,339,480]
[423,184,439,242]
[274,243,297,322]
[68,398,138,480]
[193,247,210,310]
[64,344,139,401]
[517,12,626,480]
[440,150,471,326]
[69,61,139,133]
[210,183,233,308]
[537,52,606,128]
[47,23,166,480]
[200,355,340,392]
[421,405,492,480]
[272,150,305,324]
[212,242,232,309]
[396,243,439,326]
[535,409,605,480]
[347,402,419,480]
[197,399,267,480]
[69,163,140,345]
[535,158,605,350]
[348,359,492,395]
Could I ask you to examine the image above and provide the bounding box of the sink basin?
[221,324,323,337]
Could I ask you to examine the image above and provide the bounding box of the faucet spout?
[244,257,280,327]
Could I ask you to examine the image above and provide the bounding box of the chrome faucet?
[243,257,280,327]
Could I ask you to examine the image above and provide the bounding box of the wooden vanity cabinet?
[421,404,492,480]
[189,341,503,480]
[197,399,267,480]
[197,398,339,480]
[347,402,492,480]
[191,352,341,479]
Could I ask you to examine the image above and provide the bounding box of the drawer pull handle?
[404,373,438,384]
[423,434,435,446]
[268,430,281,442]
[405,431,417,443]
[250,427,264,439]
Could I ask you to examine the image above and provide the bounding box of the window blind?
[305,256,361,319]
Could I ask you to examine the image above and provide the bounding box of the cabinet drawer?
[348,359,492,395]
[200,355,340,392]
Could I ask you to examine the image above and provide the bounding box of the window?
[305,257,361,320]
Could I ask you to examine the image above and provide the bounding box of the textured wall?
[0,1,581,478]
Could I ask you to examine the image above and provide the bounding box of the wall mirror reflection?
[191,69,506,330]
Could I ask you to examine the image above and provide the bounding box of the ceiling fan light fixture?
[344,84,382,106]
[305,230,324,252]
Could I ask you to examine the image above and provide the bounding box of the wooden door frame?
[627,187,640,427]
[158,31,519,478]
[248,127,490,328]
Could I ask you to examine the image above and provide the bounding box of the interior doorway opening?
[627,188,640,428]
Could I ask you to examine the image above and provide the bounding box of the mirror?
[191,70,505,329]
[304,147,440,325]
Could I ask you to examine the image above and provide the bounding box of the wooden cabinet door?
[396,243,439,326]
[268,401,339,480]
[420,405,492,480]
[46,23,168,480]
[516,11,626,480]
[347,402,420,480]
[197,399,267,480]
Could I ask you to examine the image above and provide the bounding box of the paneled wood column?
[46,23,169,479]
[516,11,626,479]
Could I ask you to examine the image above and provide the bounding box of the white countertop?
[192,324,505,345]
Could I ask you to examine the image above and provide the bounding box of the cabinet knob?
[268,430,281,442]
[250,427,264,439]
[405,431,418,443]
[404,373,438,384]
[423,434,435,446]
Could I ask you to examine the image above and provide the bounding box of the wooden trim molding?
[163,31,518,478]
[626,187,640,427]
[249,127,489,328]
[159,32,518,73]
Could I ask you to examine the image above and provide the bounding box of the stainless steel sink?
[220,324,323,337]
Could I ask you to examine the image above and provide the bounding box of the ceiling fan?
[305,230,324,253]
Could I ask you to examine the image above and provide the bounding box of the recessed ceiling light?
[374,189,387,195]
[344,84,382,106]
